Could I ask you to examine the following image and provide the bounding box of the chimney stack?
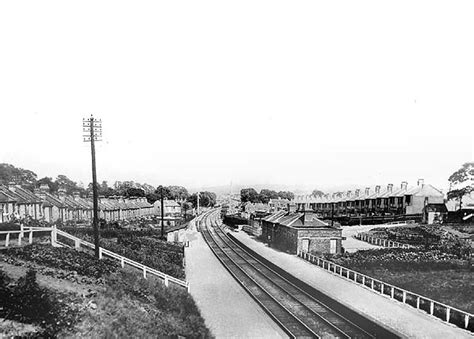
[73,191,80,200]
[355,189,360,197]
[347,190,352,198]
[365,187,370,196]
[58,187,66,200]
[375,185,381,194]
[417,179,424,187]
[287,203,297,214]
[401,181,408,191]
[387,183,393,193]
[40,184,50,193]
[8,182,17,191]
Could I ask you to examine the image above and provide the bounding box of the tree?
[167,186,189,201]
[259,189,279,203]
[55,175,84,195]
[0,163,38,189]
[36,177,59,193]
[447,162,474,210]
[125,187,145,197]
[311,189,325,197]
[277,191,295,201]
[187,191,216,208]
[240,188,260,203]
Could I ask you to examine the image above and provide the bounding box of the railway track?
[199,209,396,339]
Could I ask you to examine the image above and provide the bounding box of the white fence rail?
[0,226,54,247]
[0,225,189,292]
[298,251,472,331]
[355,232,413,249]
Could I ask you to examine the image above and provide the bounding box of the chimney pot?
[417,179,424,187]
[401,181,408,190]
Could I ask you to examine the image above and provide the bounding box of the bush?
[1,244,118,278]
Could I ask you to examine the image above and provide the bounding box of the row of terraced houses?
[292,179,444,218]
[0,183,154,223]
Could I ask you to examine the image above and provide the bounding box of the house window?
[406,195,411,205]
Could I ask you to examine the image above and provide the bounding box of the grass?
[329,248,474,314]
[73,270,212,338]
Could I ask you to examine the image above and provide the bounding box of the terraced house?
[294,179,444,220]
[0,184,155,224]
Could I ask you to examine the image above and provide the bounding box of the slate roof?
[263,211,330,228]
[0,190,16,203]
[0,186,27,203]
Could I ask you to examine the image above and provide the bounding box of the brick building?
[261,207,343,255]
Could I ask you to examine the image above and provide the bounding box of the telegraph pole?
[197,191,200,215]
[83,115,102,259]
[160,186,165,239]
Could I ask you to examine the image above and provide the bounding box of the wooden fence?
[355,232,413,249]
[298,251,472,331]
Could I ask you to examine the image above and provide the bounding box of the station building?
[261,206,343,255]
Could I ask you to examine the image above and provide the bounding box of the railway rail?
[198,209,397,338]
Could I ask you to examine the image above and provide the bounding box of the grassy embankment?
[0,242,211,338]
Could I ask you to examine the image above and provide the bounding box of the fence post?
[465,315,469,329]
[51,225,57,246]
[362,275,365,285]
[143,267,147,279]
[430,301,434,315]
[446,308,450,322]
[416,297,420,309]
[121,257,125,268]
[20,224,24,240]
[99,247,103,260]
[5,233,10,247]
[74,239,80,249]
[391,286,394,298]
[165,276,169,287]
[18,231,22,246]
[29,230,33,244]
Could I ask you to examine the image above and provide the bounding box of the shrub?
[2,244,118,278]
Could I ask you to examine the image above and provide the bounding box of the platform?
[184,220,288,338]
[230,230,472,339]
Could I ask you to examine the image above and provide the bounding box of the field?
[0,242,211,337]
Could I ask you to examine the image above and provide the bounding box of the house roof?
[40,192,67,208]
[11,186,43,204]
[424,203,448,213]
[263,210,331,228]
[0,186,27,204]
[0,190,16,203]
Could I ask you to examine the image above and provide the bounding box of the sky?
[0,1,473,194]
